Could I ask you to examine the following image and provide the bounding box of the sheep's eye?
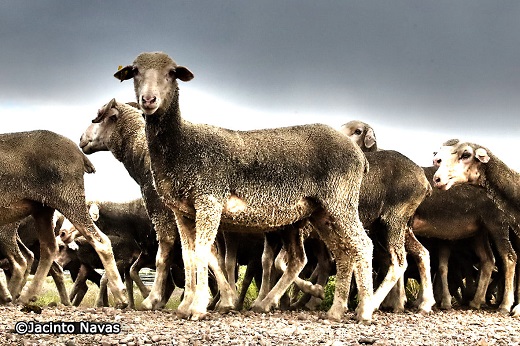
[354,129,362,135]
[460,152,471,160]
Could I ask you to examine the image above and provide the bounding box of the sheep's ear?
[475,148,490,163]
[114,65,135,82]
[364,128,376,149]
[89,203,100,222]
[92,98,117,123]
[174,66,194,82]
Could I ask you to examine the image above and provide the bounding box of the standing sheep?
[345,123,516,313]
[433,139,520,316]
[114,51,374,322]
[80,100,235,311]
[0,130,127,306]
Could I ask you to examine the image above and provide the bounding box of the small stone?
[359,338,377,345]
[151,335,162,342]
[64,341,76,346]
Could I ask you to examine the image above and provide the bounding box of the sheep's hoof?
[114,302,128,309]
[189,310,208,321]
[497,307,510,315]
[250,303,271,313]
[141,297,158,310]
[510,306,520,318]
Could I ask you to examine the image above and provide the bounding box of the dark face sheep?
[114,52,375,323]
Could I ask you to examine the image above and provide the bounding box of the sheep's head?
[114,52,194,116]
[79,98,120,154]
[339,120,377,152]
[432,139,490,190]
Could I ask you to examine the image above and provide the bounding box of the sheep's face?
[339,120,376,152]
[79,102,119,154]
[114,52,194,116]
[432,140,490,190]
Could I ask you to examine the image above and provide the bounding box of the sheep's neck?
[111,112,151,188]
[481,154,520,220]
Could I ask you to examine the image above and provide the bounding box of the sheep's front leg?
[173,210,197,318]
[189,196,223,320]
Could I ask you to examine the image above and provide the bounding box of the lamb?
[0,130,127,306]
[432,139,520,316]
[113,51,374,322]
[79,101,234,311]
[345,123,516,313]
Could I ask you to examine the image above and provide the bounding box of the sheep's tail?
[83,155,96,174]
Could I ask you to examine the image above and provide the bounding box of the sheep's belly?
[220,196,316,229]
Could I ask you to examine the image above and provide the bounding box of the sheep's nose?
[141,95,157,106]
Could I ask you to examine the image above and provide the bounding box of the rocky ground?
[1,304,519,346]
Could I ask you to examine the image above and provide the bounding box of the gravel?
[1,304,519,346]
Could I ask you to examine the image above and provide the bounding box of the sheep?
[340,122,434,312]
[79,101,235,311]
[0,130,127,306]
[113,51,374,322]
[432,139,520,316]
[81,100,324,313]
[345,123,516,313]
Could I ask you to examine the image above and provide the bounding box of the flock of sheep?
[1,51,519,325]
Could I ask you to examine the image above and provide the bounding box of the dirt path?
[1,304,519,346]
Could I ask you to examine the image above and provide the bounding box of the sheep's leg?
[235,259,259,310]
[494,233,517,315]
[188,197,223,321]
[405,229,435,313]
[274,248,324,299]
[297,242,333,311]
[48,261,71,306]
[96,273,109,307]
[0,269,12,303]
[60,198,127,308]
[223,232,239,298]
[312,206,374,323]
[16,237,34,291]
[371,214,410,313]
[125,268,135,309]
[142,235,176,310]
[382,276,406,312]
[469,234,496,310]
[173,210,197,319]
[69,265,90,306]
[437,244,452,309]
[18,208,55,303]
[253,233,277,305]
[129,253,151,299]
[0,222,26,300]
[252,225,307,313]
[208,243,235,312]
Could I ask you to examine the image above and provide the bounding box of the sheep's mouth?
[140,104,159,115]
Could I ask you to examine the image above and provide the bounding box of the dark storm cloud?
[1,1,519,134]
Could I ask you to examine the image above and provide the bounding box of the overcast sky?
[1,1,519,201]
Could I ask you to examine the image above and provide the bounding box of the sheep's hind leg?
[0,223,27,300]
[142,236,176,310]
[208,244,235,312]
[48,261,71,306]
[312,209,374,324]
[405,229,435,313]
[0,269,12,303]
[252,225,307,313]
[18,209,55,303]
[274,248,324,300]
